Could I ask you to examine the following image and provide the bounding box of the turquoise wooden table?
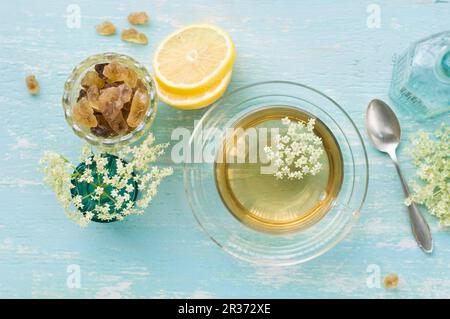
[1,0,449,298]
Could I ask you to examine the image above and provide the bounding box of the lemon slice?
[156,70,232,109]
[153,24,235,94]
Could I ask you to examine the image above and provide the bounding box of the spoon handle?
[390,152,433,253]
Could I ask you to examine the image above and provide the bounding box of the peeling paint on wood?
[0,0,449,298]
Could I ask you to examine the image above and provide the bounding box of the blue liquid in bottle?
[390,31,450,120]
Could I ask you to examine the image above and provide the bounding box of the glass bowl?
[62,52,157,148]
[184,81,368,266]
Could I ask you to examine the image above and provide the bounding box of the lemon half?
[153,24,235,94]
[156,70,232,110]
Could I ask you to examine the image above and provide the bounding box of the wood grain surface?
[0,0,449,298]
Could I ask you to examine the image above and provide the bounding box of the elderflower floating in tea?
[405,124,449,226]
[264,117,324,180]
[40,134,173,227]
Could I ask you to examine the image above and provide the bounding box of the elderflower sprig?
[40,134,173,227]
[406,124,449,226]
[264,117,324,180]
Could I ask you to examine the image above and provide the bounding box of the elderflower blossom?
[406,124,449,226]
[264,117,324,180]
[40,134,173,227]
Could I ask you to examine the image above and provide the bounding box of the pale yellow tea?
[215,106,343,233]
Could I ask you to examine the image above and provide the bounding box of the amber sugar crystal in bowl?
[62,52,157,148]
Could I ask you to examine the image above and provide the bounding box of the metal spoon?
[366,99,433,253]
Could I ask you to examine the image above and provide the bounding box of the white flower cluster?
[264,117,324,180]
[40,134,173,227]
[118,135,173,211]
[406,124,449,226]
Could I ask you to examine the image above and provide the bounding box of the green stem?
[71,171,81,178]
[105,193,117,204]
[81,191,96,200]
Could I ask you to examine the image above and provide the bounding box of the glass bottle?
[390,31,450,120]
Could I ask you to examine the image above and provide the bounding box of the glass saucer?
[184,81,368,266]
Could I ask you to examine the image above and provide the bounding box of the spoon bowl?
[366,99,401,153]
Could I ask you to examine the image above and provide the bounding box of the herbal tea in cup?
[215,106,343,233]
